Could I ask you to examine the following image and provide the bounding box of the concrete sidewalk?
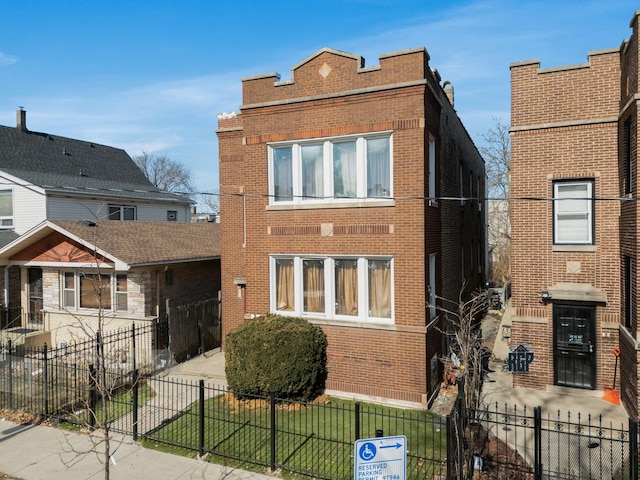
[0,416,273,480]
[0,349,268,480]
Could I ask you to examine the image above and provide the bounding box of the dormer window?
[0,190,13,228]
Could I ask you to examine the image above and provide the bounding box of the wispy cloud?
[0,52,17,66]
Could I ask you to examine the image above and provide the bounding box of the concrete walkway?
[482,303,628,425]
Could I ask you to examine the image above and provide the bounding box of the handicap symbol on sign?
[359,442,376,461]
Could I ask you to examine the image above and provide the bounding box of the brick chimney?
[16,108,27,131]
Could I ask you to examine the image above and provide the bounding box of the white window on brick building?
[268,133,392,206]
[553,180,593,244]
[61,272,128,312]
[271,255,393,324]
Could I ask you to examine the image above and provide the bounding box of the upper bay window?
[553,180,594,245]
[269,134,392,205]
[271,255,393,324]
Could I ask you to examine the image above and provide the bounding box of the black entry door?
[553,305,596,389]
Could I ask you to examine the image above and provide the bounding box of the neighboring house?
[510,10,640,419]
[217,47,485,406]
[0,220,220,350]
[0,109,192,243]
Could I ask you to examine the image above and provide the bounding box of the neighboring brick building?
[217,47,485,406]
[510,10,640,419]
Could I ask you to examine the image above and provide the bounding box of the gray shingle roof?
[51,220,220,266]
[0,124,190,204]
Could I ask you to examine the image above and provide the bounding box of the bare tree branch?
[480,118,511,285]
[132,151,195,194]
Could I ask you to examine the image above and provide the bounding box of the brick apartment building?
[510,10,640,418]
[217,47,485,406]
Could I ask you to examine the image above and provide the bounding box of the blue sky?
[0,1,635,208]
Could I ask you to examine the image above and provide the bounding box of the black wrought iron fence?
[137,379,448,480]
[0,321,171,415]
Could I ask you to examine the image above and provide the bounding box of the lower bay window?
[62,272,128,312]
[271,255,393,323]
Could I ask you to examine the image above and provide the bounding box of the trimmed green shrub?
[225,314,327,401]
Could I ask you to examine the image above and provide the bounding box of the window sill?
[306,316,396,330]
[267,199,395,211]
[552,245,597,253]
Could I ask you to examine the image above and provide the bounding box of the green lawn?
[142,394,447,480]
[75,382,155,426]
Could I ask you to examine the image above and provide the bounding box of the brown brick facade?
[218,48,485,406]
[511,11,640,419]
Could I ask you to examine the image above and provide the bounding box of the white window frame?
[0,189,14,228]
[553,180,594,245]
[60,272,128,312]
[108,204,136,220]
[269,255,394,324]
[267,132,393,206]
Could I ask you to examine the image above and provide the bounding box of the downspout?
[3,266,8,306]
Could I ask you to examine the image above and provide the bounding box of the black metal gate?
[553,304,596,389]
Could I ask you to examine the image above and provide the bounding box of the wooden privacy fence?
[165,297,221,362]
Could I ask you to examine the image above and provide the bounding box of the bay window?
[271,255,393,323]
[269,133,392,205]
[553,180,594,244]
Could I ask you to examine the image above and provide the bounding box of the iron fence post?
[270,393,276,473]
[43,343,48,415]
[630,418,638,480]
[446,413,454,480]
[199,380,205,458]
[456,396,464,480]
[355,402,361,440]
[88,364,96,429]
[132,369,139,442]
[8,339,13,410]
[534,406,542,480]
[132,323,137,372]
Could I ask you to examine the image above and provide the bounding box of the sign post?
[354,435,407,480]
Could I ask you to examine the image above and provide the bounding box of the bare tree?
[430,287,491,480]
[479,118,511,286]
[198,191,219,214]
[58,218,140,480]
[132,151,194,194]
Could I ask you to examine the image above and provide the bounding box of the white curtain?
[367,138,390,197]
[302,144,324,199]
[274,147,293,201]
[333,141,357,198]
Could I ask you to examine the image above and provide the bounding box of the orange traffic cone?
[602,348,620,405]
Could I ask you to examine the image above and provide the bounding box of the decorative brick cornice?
[245,118,424,145]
